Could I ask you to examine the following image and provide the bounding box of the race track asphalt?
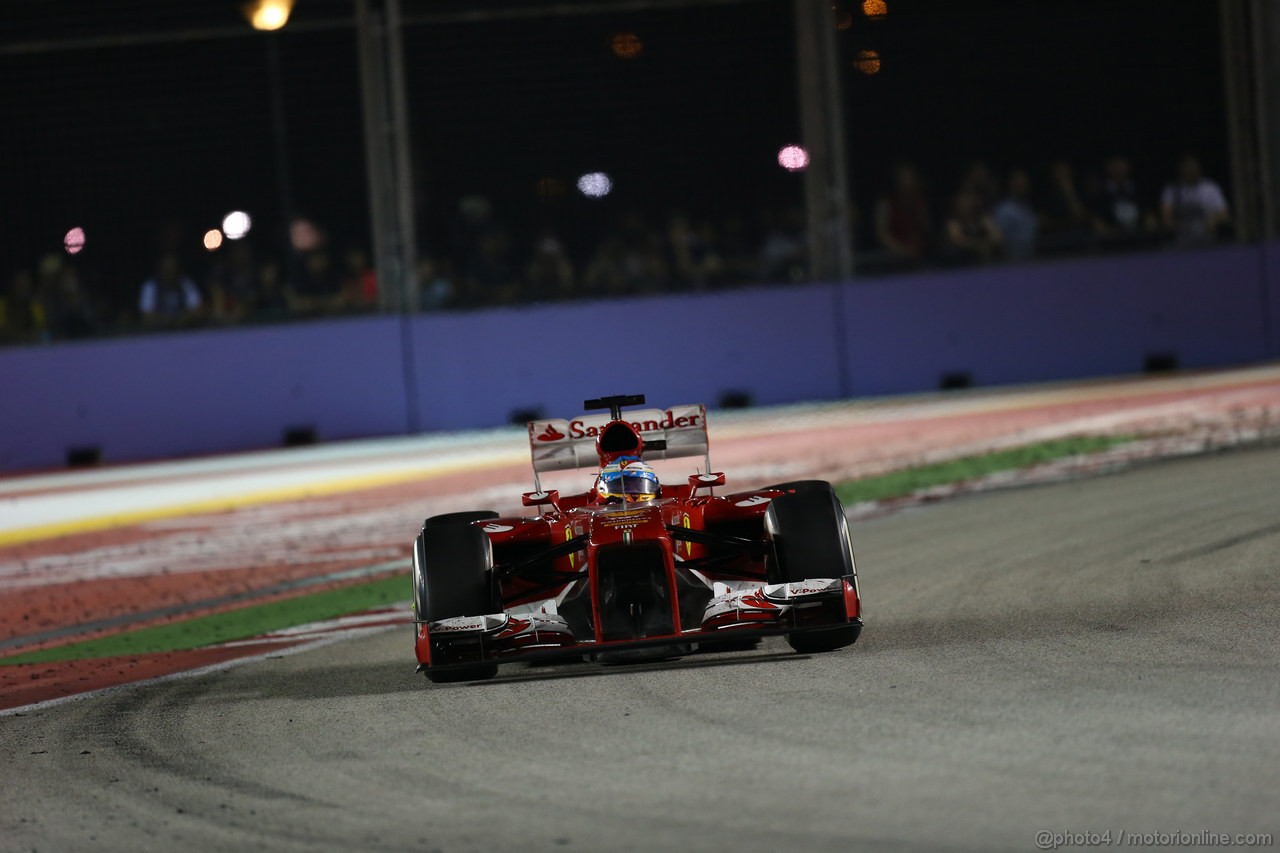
[3,445,1278,852]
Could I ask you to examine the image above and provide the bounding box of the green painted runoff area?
[2,434,1132,664]
[834,434,1132,505]
[2,573,409,665]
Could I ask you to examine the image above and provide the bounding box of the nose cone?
[588,503,668,546]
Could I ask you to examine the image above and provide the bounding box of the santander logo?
[536,423,566,442]
[568,410,700,439]
[534,408,702,444]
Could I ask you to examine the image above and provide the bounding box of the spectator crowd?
[864,153,1229,272]
[1,153,1231,346]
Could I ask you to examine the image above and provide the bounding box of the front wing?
[416,577,861,672]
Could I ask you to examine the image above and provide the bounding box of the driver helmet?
[596,456,662,503]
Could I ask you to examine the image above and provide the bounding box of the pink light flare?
[63,226,86,255]
[777,145,810,172]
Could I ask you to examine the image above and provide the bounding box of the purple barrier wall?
[2,246,1276,472]
[406,284,846,430]
[1267,242,1280,360]
[842,246,1273,396]
[0,316,410,471]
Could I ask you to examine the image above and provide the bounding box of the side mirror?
[522,489,560,509]
[689,472,726,491]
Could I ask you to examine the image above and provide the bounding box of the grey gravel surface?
[3,447,1279,852]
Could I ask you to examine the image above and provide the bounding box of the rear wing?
[528,404,709,474]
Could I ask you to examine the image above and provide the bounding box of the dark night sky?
[1,0,1227,300]
[840,0,1227,194]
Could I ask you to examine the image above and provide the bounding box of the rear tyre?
[764,483,861,654]
[415,511,501,683]
[763,480,835,495]
[423,510,499,528]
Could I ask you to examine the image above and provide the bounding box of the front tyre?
[425,662,499,684]
[414,511,501,683]
[764,483,861,654]
[786,624,862,654]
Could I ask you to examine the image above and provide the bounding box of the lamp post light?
[245,0,295,32]
[241,0,301,294]
[356,0,419,316]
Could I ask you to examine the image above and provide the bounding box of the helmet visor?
[599,464,661,503]
[622,473,660,500]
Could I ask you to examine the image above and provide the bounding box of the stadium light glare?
[222,211,252,240]
[777,145,810,172]
[611,32,644,59]
[245,0,294,32]
[63,226,86,255]
[577,172,613,198]
[853,49,882,74]
[204,229,224,251]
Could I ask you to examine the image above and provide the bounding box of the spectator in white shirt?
[139,254,202,320]
[1160,155,1229,246]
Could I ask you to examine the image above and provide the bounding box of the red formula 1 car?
[411,394,862,682]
